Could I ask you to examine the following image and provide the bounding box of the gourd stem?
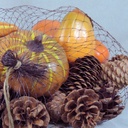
[26,34,44,52]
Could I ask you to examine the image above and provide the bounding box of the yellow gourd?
[55,8,96,62]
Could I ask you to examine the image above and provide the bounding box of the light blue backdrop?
[0,0,128,50]
[0,1,128,128]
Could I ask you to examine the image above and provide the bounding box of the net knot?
[14,60,22,70]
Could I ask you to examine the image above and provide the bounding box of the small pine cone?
[46,91,66,123]
[94,83,124,121]
[60,56,103,94]
[101,58,128,89]
[61,88,102,128]
[2,96,50,128]
[101,95,124,120]
[111,54,128,61]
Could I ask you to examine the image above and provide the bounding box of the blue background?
[0,0,128,50]
[0,1,128,128]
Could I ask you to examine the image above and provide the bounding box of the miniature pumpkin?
[94,40,110,63]
[54,8,95,62]
[0,30,69,97]
[32,20,60,37]
[0,21,18,37]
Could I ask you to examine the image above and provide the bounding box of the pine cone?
[2,96,50,128]
[111,54,128,61]
[94,83,124,121]
[60,56,103,94]
[46,91,66,123]
[61,88,102,128]
[101,56,128,89]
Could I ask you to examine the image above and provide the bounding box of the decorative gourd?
[94,40,110,63]
[0,30,69,97]
[32,20,60,37]
[54,8,96,62]
[0,21,18,37]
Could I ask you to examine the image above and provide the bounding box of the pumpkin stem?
[1,49,47,79]
[26,34,44,53]
[1,50,21,68]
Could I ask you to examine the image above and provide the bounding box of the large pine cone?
[60,56,103,94]
[46,91,66,123]
[101,54,128,89]
[94,83,124,121]
[2,96,50,128]
[61,88,102,128]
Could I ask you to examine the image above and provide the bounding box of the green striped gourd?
[0,30,69,97]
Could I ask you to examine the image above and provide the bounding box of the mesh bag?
[0,5,128,128]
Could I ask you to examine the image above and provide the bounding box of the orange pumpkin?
[32,20,60,37]
[94,40,110,63]
[0,21,18,37]
[0,30,69,97]
[54,8,95,62]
